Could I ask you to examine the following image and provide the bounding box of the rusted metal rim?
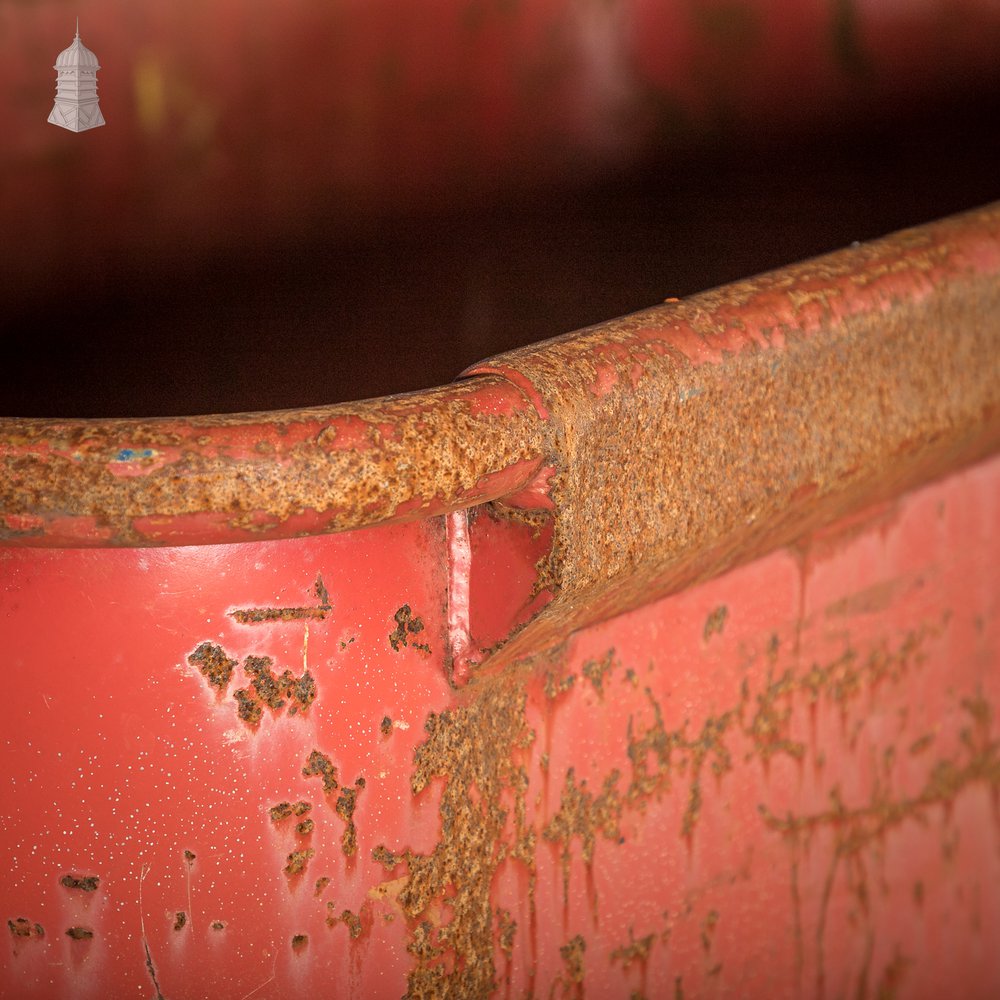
[2,202,999,569]
[0,377,549,546]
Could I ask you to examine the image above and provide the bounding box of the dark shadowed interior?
[4,90,998,419]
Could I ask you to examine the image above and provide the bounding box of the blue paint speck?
[115,448,155,462]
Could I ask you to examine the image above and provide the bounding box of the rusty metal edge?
[0,377,549,547]
[465,200,1000,667]
[1,202,998,577]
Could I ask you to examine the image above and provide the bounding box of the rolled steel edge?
[0,376,548,546]
[1,207,998,665]
[467,201,1000,663]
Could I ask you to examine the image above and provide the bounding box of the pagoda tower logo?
[48,19,105,132]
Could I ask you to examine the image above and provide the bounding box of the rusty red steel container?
[2,202,1000,998]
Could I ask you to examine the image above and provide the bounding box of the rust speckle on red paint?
[284,848,315,877]
[703,605,728,640]
[269,801,312,824]
[7,918,44,940]
[60,873,99,892]
[65,926,94,941]
[496,908,517,956]
[302,750,339,793]
[187,642,236,691]
[610,928,655,969]
[389,605,430,654]
[336,778,366,857]
[543,767,623,905]
[382,673,533,998]
[559,934,587,985]
[580,650,615,698]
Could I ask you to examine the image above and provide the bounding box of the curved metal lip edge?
[2,201,999,554]
[463,199,1000,667]
[0,375,550,547]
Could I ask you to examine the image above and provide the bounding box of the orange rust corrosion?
[467,201,1000,664]
[0,377,547,547]
[1,204,999,669]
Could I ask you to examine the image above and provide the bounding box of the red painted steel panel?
[3,453,998,997]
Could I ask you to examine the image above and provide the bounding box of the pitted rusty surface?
[0,377,547,546]
[2,204,1000,670]
[468,202,1000,663]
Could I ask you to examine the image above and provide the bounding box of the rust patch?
[340,909,364,939]
[383,673,535,999]
[238,654,316,719]
[173,911,187,932]
[195,642,318,728]
[496,908,516,956]
[188,642,236,691]
[703,605,728,641]
[581,650,615,698]
[336,778,366,857]
[314,877,331,897]
[380,715,394,737]
[543,768,623,905]
[302,750,339,793]
[211,920,226,931]
[235,689,263,726]
[66,926,94,940]
[611,928,655,969]
[7,918,44,940]
[184,850,196,866]
[231,574,333,623]
[296,818,315,835]
[291,933,309,953]
[269,800,312,823]
[234,656,316,728]
[389,605,431,654]
[284,848,316,877]
[543,670,575,700]
[327,904,370,940]
[231,607,327,624]
[372,845,402,871]
[60,873,99,892]
[558,934,587,990]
